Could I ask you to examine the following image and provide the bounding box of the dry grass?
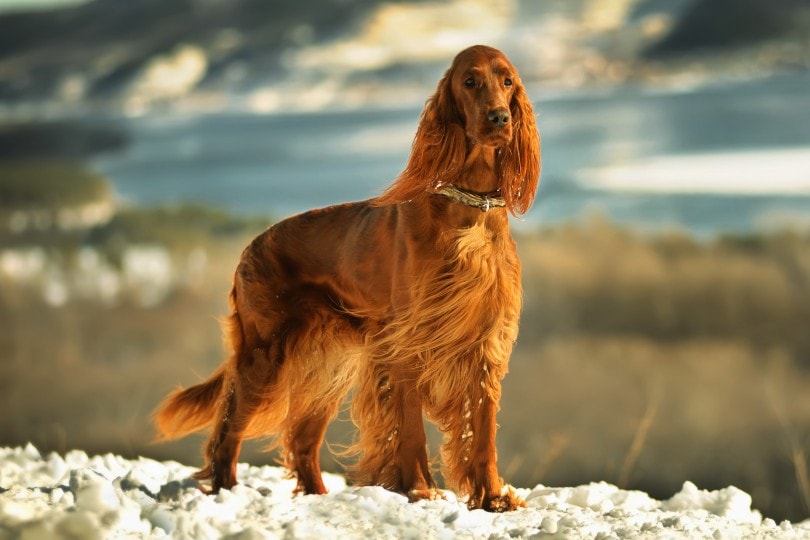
[518,215,810,357]
[1,216,809,521]
[618,393,659,488]
[500,217,810,521]
[501,337,810,520]
[793,447,810,515]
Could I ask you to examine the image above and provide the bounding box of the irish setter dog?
[154,44,540,512]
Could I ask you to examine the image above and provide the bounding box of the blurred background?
[1,0,809,522]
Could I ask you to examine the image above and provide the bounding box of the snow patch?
[126,45,208,115]
[1,446,808,539]
[578,147,810,195]
[292,0,514,73]
[0,245,206,307]
[247,0,515,113]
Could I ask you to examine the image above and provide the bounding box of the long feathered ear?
[500,79,541,216]
[376,70,467,205]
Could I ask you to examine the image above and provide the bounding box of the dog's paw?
[407,488,446,503]
[192,467,237,496]
[470,485,526,512]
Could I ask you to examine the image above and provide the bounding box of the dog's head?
[388,45,541,216]
[442,45,521,148]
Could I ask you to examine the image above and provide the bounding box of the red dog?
[155,44,540,512]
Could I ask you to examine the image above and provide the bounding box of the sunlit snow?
[2,445,808,539]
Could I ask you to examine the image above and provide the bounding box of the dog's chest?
[428,226,520,325]
[445,226,516,285]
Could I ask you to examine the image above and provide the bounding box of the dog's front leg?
[466,391,525,512]
[352,361,439,499]
[393,365,442,502]
[433,357,524,512]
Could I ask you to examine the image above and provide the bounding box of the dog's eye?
[464,77,476,88]
[504,78,513,87]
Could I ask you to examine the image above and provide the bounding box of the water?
[94,72,810,237]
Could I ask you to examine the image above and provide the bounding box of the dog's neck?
[436,185,505,212]
[456,144,501,194]
[431,144,509,227]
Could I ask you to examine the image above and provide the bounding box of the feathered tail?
[153,366,227,441]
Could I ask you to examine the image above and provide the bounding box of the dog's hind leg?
[195,301,285,493]
[280,319,359,495]
[193,375,239,493]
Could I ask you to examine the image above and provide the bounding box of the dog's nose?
[487,108,510,128]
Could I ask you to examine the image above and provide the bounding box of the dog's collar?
[435,184,506,212]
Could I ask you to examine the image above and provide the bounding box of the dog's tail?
[154,286,245,442]
[153,366,227,441]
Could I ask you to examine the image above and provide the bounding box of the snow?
[129,46,208,103]
[1,445,808,539]
[0,244,203,307]
[578,147,810,196]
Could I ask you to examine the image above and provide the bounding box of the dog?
[154,44,540,512]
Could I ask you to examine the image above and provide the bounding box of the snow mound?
[1,445,808,539]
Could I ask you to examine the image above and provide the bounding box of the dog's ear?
[376,69,467,205]
[500,78,541,216]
